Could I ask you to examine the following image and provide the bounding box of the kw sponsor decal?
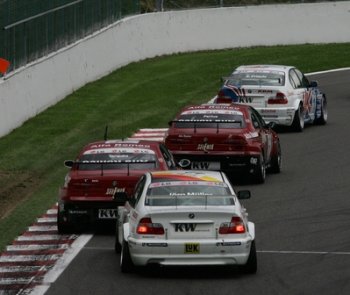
[174,223,197,232]
[238,96,253,103]
[191,162,211,169]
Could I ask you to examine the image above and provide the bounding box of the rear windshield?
[77,148,158,170]
[145,181,234,206]
[174,112,244,129]
[226,71,285,86]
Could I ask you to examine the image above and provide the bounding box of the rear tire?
[291,104,304,132]
[315,95,327,125]
[57,211,72,234]
[114,224,122,253]
[120,241,134,273]
[269,141,281,174]
[241,241,257,274]
[254,154,266,184]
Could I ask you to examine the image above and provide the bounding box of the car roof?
[149,170,226,183]
[234,64,294,73]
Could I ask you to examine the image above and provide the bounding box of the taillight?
[219,217,246,234]
[136,217,164,235]
[268,92,288,104]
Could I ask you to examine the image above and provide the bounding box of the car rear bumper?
[58,200,119,227]
[172,154,262,176]
[127,237,253,266]
[256,107,296,126]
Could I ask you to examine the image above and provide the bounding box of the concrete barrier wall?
[1,1,349,137]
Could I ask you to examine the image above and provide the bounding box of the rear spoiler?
[64,159,156,176]
[169,119,242,133]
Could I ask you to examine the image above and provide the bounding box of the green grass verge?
[0,43,350,250]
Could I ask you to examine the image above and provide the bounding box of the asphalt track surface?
[45,70,350,295]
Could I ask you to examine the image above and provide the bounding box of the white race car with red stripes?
[115,170,257,274]
[214,65,328,131]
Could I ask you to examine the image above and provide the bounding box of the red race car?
[165,103,281,183]
[57,139,177,233]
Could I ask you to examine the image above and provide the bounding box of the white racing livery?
[215,65,328,131]
[115,170,256,274]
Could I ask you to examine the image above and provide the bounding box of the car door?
[294,68,317,120]
[250,108,273,163]
[289,68,309,113]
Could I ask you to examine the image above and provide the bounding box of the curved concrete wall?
[0,1,349,137]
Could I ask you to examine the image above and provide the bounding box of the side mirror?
[309,80,318,88]
[114,191,129,205]
[168,121,173,127]
[64,160,74,168]
[237,190,251,200]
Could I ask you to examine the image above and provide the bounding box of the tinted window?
[174,114,244,129]
[289,69,302,89]
[145,181,234,206]
[250,108,266,129]
[226,71,285,86]
[159,144,177,169]
[294,68,310,88]
[78,151,158,170]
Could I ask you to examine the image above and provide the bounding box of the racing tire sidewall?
[292,105,304,132]
[241,241,257,274]
[315,95,328,125]
[254,154,266,184]
[120,241,134,273]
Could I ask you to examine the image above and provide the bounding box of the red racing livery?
[165,104,281,183]
[57,139,177,233]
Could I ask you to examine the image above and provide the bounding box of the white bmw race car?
[115,170,256,274]
[214,65,328,131]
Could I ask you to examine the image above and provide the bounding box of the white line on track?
[306,67,350,76]
[28,226,58,232]
[28,234,93,295]
[6,244,69,252]
[36,218,56,223]
[258,250,350,255]
[45,209,57,215]
[0,255,62,263]
[15,235,72,241]
[0,266,51,273]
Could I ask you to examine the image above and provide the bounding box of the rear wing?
[64,159,156,176]
[169,119,242,133]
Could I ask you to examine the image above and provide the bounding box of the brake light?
[268,92,288,104]
[137,217,164,235]
[219,217,246,234]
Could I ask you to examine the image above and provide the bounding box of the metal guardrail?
[0,0,139,73]
[0,0,335,75]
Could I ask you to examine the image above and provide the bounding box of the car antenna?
[104,125,108,141]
